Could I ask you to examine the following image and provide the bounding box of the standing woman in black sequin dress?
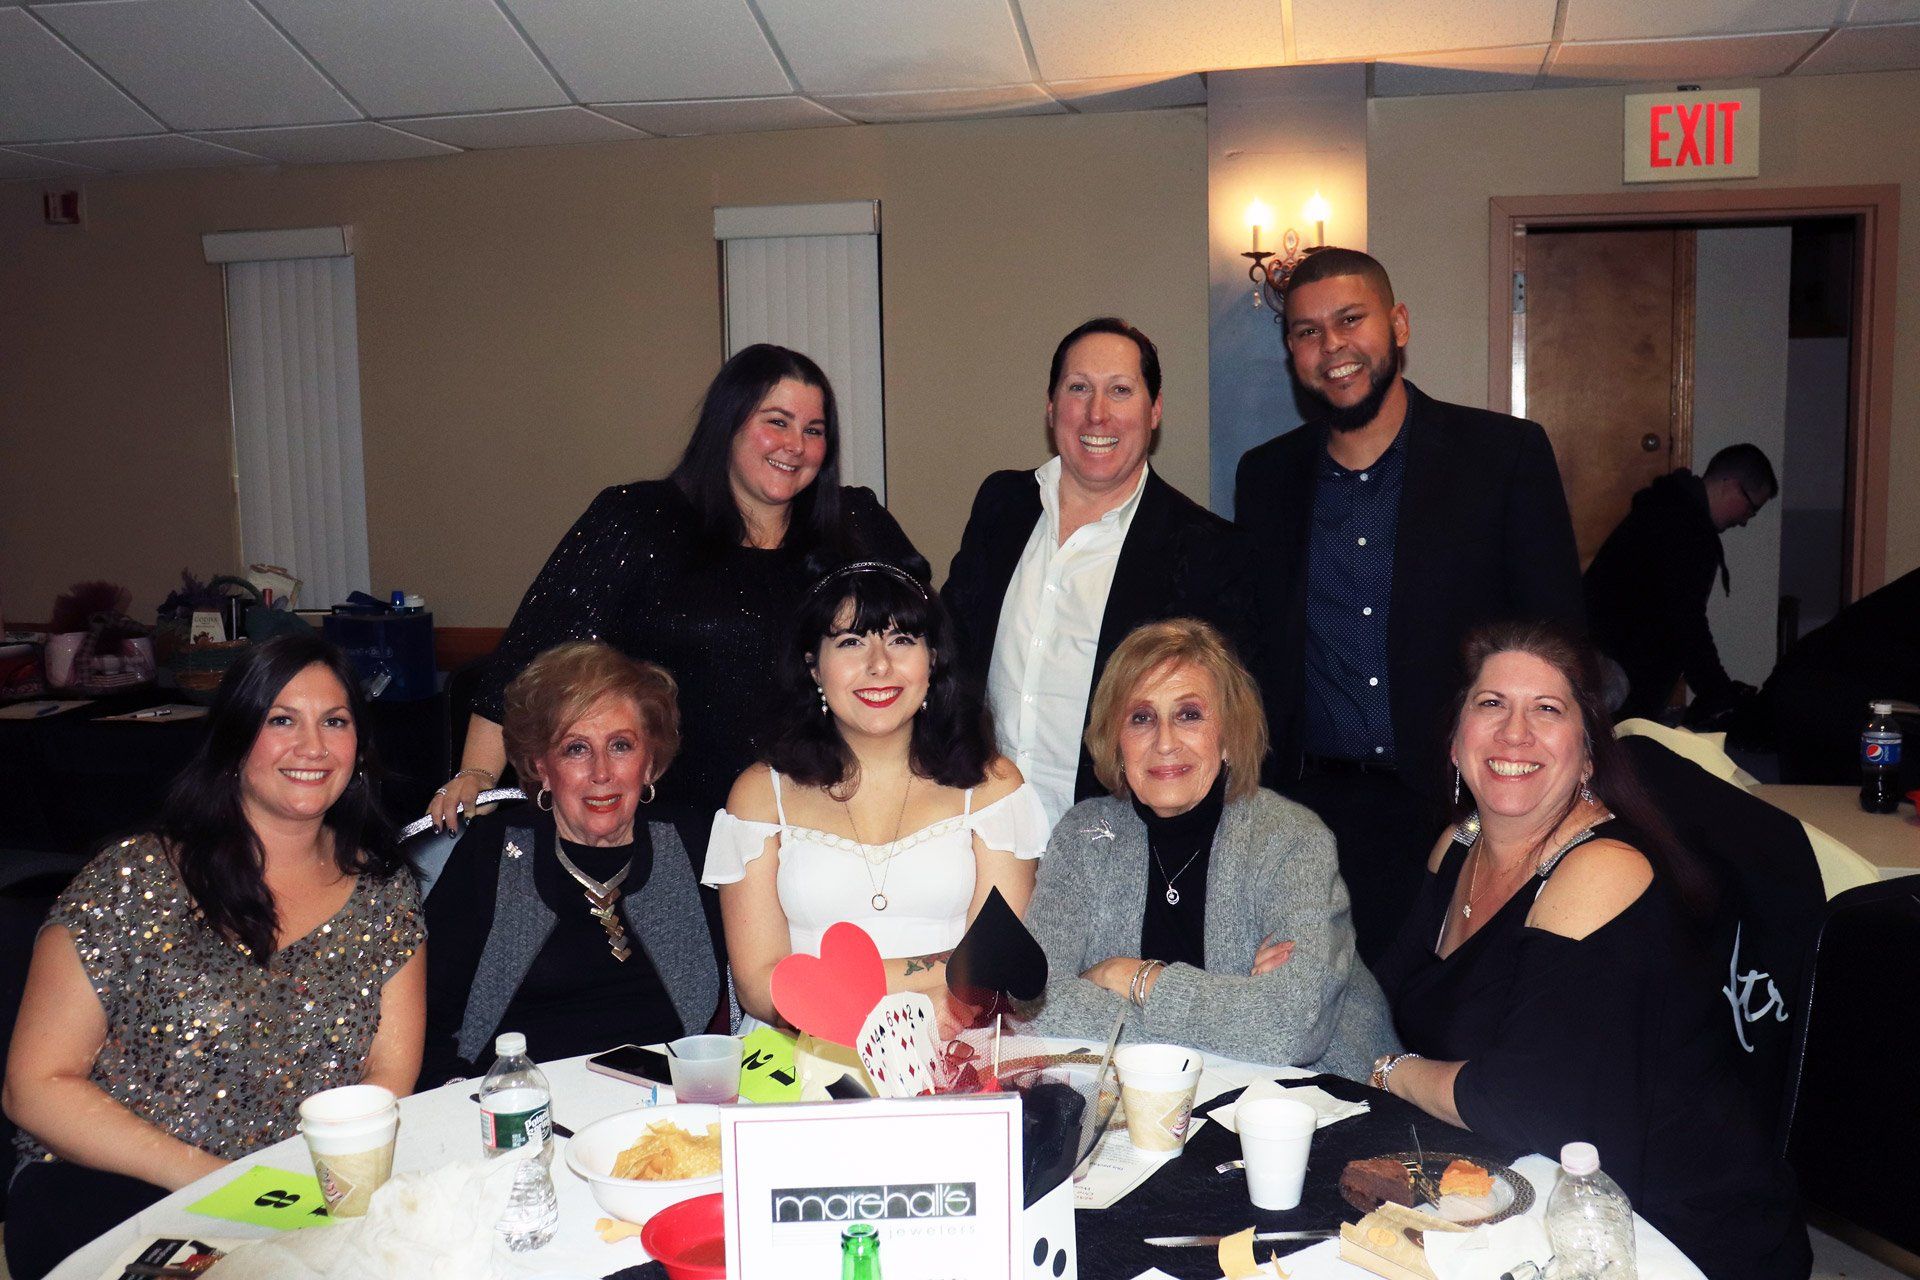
[429,344,920,841]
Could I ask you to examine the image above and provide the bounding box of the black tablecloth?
[603,1075,1525,1280]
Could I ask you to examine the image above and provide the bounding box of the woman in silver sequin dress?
[3,634,424,1280]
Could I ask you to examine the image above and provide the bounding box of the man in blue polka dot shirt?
[1235,248,1584,964]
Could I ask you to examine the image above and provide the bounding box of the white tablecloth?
[46,1051,1703,1280]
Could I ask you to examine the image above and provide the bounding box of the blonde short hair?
[1084,619,1267,805]
[502,641,680,784]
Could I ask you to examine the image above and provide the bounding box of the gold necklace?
[840,774,912,912]
[553,841,633,961]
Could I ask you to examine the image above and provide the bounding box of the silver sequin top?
[16,835,423,1165]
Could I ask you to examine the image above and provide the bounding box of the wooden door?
[1520,227,1695,567]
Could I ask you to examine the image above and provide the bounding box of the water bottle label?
[481,1103,551,1153]
[1862,732,1902,767]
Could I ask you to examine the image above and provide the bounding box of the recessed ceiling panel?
[1547,31,1825,83]
[1372,44,1549,96]
[0,7,161,141]
[503,0,789,101]
[1046,73,1208,112]
[755,0,1031,94]
[12,131,263,169]
[387,106,645,149]
[0,144,103,177]
[814,84,1065,123]
[1020,0,1285,81]
[1563,0,1847,42]
[193,121,462,164]
[37,0,359,130]
[594,96,850,136]
[253,0,566,117]
[1847,0,1920,22]
[1797,20,1920,73]
[1294,0,1556,62]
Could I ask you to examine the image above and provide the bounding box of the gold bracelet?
[452,767,497,785]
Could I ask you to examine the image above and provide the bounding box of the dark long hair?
[763,561,995,790]
[160,632,402,963]
[1446,619,1716,917]
[667,343,844,551]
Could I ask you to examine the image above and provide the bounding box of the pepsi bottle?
[1860,700,1903,814]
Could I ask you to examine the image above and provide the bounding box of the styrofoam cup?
[1237,1097,1317,1210]
[1113,1044,1203,1155]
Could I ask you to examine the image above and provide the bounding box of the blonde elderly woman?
[1024,619,1395,1075]
[419,641,721,1087]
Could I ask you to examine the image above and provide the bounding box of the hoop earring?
[640,782,656,805]
[536,787,553,812]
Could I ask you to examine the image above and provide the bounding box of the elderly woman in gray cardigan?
[1024,620,1397,1078]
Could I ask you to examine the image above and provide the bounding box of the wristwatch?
[1369,1051,1422,1091]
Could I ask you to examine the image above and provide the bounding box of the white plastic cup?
[1113,1043,1203,1155]
[298,1084,399,1218]
[1237,1096,1317,1210]
[667,1034,743,1104]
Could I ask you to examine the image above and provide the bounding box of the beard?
[1306,343,1402,432]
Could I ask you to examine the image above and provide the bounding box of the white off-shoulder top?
[704,770,1049,957]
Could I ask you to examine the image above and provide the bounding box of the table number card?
[720,1094,1022,1279]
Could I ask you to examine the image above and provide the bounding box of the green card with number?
[187,1165,334,1229]
[738,1025,802,1102]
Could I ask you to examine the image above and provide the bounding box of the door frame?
[1487,185,1899,598]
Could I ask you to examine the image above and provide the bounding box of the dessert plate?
[1344,1151,1533,1227]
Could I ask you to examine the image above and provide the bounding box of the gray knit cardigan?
[1024,789,1399,1078]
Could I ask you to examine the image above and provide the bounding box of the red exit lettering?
[1649,99,1741,169]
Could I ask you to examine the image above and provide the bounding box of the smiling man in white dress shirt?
[943,317,1255,828]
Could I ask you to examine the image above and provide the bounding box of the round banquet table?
[45,1049,1703,1280]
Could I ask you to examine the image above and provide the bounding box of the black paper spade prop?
[946,886,1049,1006]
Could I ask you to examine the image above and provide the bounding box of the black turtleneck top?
[1136,772,1227,969]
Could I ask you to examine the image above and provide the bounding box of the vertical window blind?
[207,229,370,610]
[716,202,885,501]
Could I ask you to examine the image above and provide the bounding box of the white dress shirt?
[986,457,1151,828]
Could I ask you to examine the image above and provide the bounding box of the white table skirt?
[46,1051,1702,1280]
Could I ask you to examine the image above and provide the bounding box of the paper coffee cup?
[299,1084,399,1218]
[1237,1096,1317,1210]
[1114,1044,1202,1155]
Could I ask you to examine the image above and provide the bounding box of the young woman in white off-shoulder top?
[705,561,1048,1025]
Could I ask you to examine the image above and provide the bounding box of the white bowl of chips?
[565,1103,724,1223]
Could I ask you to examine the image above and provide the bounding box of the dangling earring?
[1453,768,1461,807]
[1579,780,1596,804]
[920,697,928,712]
[639,782,656,805]
[818,685,830,715]
[536,786,553,812]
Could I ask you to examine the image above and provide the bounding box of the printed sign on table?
[720,1094,1022,1279]
[186,1166,332,1230]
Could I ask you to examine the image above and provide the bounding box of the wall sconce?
[1242,193,1331,316]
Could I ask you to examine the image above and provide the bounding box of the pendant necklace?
[1152,843,1205,906]
[553,841,634,961]
[841,774,912,912]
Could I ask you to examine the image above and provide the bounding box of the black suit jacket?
[1234,381,1584,805]
[942,466,1255,806]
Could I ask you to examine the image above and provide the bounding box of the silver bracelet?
[1129,959,1165,1008]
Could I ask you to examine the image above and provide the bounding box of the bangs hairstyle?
[160,631,400,965]
[1446,618,1715,917]
[1281,246,1395,308]
[502,641,681,784]
[1086,618,1266,805]
[763,562,995,790]
[667,343,844,552]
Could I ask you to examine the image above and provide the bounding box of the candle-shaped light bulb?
[1247,199,1272,254]
[1303,192,1330,246]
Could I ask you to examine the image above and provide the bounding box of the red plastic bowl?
[638,1191,726,1279]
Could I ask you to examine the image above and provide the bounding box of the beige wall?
[1368,68,1918,587]
[0,109,1209,627]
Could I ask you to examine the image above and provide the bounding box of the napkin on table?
[1211,1080,1369,1134]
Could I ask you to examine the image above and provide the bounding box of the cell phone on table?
[587,1043,673,1090]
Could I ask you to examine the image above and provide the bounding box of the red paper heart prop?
[769,922,888,1047]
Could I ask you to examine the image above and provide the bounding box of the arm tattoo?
[901,950,953,977]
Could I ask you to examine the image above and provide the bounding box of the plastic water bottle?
[1544,1142,1636,1280]
[479,1032,557,1251]
[1860,701,1903,814]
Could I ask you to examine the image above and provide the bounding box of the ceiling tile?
[0,144,104,177]
[1797,20,1920,72]
[1562,0,1848,42]
[1019,0,1285,81]
[813,84,1065,123]
[1847,0,1920,21]
[593,96,850,136]
[1294,0,1556,62]
[754,0,1031,94]
[386,106,645,149]
[36,0,358,130]
[1371,44,1549,96]
[192,120,461,163]
[1046,73,1208,112]
[252,0,565,117]
[12,131,263,170]
[0,8,161,141]
[1546,30,1826,83]
[502,0,788,102]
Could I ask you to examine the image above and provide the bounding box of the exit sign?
[1623,88,1760,183]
